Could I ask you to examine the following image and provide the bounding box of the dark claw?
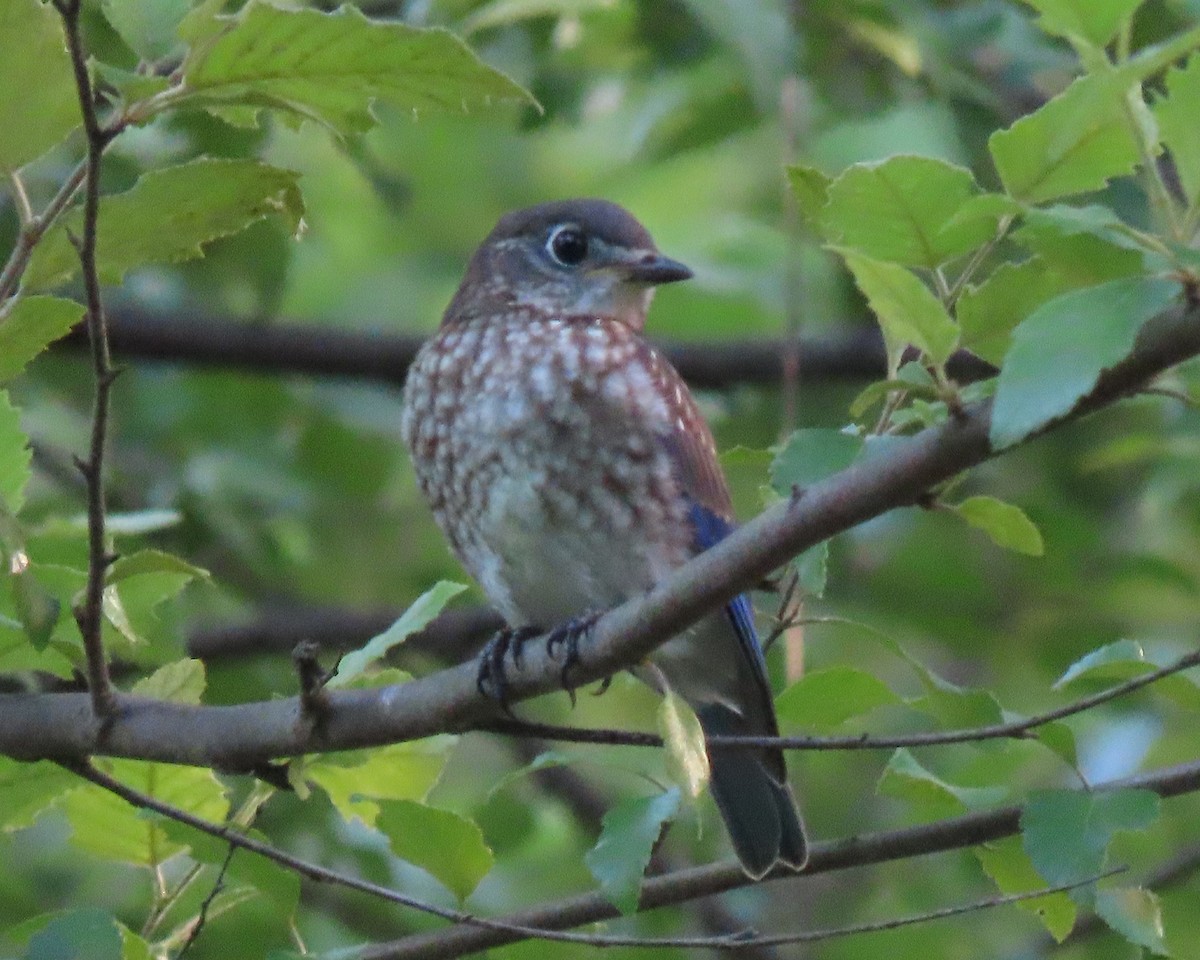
[544,610,603,704]
[592,674,614,697]
[476,625,542,713]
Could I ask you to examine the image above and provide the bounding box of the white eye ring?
[546,225,588,266]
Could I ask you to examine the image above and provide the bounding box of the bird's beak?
[621,251,693,285]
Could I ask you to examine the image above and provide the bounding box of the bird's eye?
[547,226,588,267]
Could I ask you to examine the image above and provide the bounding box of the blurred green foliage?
[3,0,1200,958]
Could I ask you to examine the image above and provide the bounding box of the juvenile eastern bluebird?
[400,199,807,877]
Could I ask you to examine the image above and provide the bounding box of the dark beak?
[624,252,693,285]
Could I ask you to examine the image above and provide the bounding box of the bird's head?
[444,199,692,330]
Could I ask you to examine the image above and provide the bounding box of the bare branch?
[57,301,998,390]
[55,0,121,718]
[2,297,1200,767]
[0,160,88,304]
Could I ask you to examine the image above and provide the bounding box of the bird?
[400,198,807,878]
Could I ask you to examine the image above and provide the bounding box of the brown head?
[443,199,692,330]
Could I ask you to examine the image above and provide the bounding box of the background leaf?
[584,789,680,914]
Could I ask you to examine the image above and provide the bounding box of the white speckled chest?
[401,313,697,629]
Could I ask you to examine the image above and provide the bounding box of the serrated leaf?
[1022,788,1160,900]
[24,159,305,293]
[958,258,1072,366]
[787,164,831,226]
[657,689,709,799]
[0,0,79,174]
[327,580,466,688]
[775,666,900,731]
[0,296,84,384]
[952,495,1045,556]
[131,658,205,703]
[1021,0,1148,48]
[64,759,229,867]
[303,740,452,826]
[1155,54,1200,206]
[770,427,862,496]
[837,250,958,369]
[878,749,1008,821]
[989,72,1141,204]
[377,800,494,902]
[102,0,190,61]
[1095,886,1168,954]
[179,3,536,135]
[976,837,1077,941]
[990,277,1182,449]
[821,156,995,268]
[585,789,680,914]
[0,757,75,832]
[0,390,30,513]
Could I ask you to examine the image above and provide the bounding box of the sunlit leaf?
[585,788,680,914]
[657,689,708,799]
[957,258,1071,366]
[1053,640,1200,710]
[25,159,306,292]
[878,749,1007,821]
[1095,886,1168,954]
[951,495,1045,556]
[0,297,84,385]
[990,278,1181,449]
[0,391,30,515]
[976,837,1077,941]
[131,658,205,703]
[1020,0,1148,48]
[327,580,466,688]
[0,757,75,832]
[179,3,536,134]
[0,0,79,173]
[377,800,494,902]
[303,740,453,826]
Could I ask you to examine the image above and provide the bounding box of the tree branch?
[1,297,1199,767]
[54,0,121,718]
[358,759,1200,959]
[57,301,997,389]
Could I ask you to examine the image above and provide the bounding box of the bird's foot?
[545,610,603,704]
[476,625,543,713]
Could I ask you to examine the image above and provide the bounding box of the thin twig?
[54,0,120,717]
[176,842,238,958]
[59,757,1130,955]
[0,159,87,305]
[477,646,1200,751]
[7,171,34,226]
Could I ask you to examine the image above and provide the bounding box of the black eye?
[547,226,588,266]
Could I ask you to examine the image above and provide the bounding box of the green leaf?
[656,689,709,799]
[64,760,229,867]
[161,819,301,913]
[24,159,306,293]
[327,581,466,688]
[976,837,1077,941]
[1020,0,1148,48]
[775,666,900,731]
[179,3,536,135]
[878,750,1007,821]
[1011,209,1146,286]
[11,561,61,652]
[463,0,624,35]
[0,757,75,832]
[1022,788,1160,899]
[376,800,494,902]
[989,72,1141,204]
[1155,54,1200,206]
[0,390,30,513]
[958,259,1072,366]
[795,541,829,598]
[0,297,84,384]
[25,909,122,960]
[821,156,995,268]
[908,671,1006,730]
[0,0,79,174]
[990,277,1182,449]
[584,788,680,914]
[302,740,452,826]
[107,549,209,585]
[1053,639,1200,709]
[131,658,205,704]
[787,164,831,225]
[101,0,190,61]
[770,427,862,496]
[101,551,209,647]
[1095,887,1168,954]
[951,495,1045,556]
[837,251,959,369]
[1035,722,1079,770]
